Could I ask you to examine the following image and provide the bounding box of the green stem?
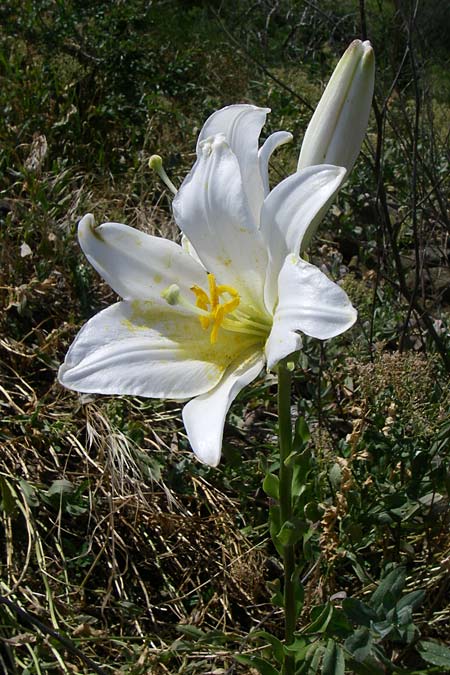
[278,363,295,675]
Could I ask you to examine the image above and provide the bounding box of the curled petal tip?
[79,212,95,228]
[199,133,228,157]
[78,213,104,242]
[348,39,372,55]
[362,44,375,67]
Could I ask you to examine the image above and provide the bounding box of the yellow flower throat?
[191,274,240,344]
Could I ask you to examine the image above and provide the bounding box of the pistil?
[161,274,271,345]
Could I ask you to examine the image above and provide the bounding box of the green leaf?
[235,654,280,675]
[0,477,17,516]
[176,624,206,639]
[268,579,284,608]
[342,598,378,627]
[263,472,279,500]
[305,603,334,634]
[345,658,385,675]
[66,503,88,516]
[249,630,284,665]
[345,627,373,662]
[292,641,324,673]
[276,520,295,547]
[293,417,310,450]
[304,500,323,521]
[371,620,393,639]
[396,589,425,612]
[269,504,283,556]
[270,589,284,608]
[174,627,229,646]
[309,641,325,673]
[329,463,342,490]
[198,629,230,645]
[269,504,281,532]
[369,567,406,612]
[292,450,312,496]
[400,621,418,644]
[276,519,307,547]
[324,607,353,639]
[393,603,414,627]
[284,636,308,656]
[169,638,192,653]
[381,590,396,612]
[19,479,39,508]
[293,577,305,620]
[322,639,345,675]
[417,640,450,667]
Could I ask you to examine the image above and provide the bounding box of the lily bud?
[298,40,375,176]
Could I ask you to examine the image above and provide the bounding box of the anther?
[190,274,240,343]
[149,155,178,195]
[161,284,181,305]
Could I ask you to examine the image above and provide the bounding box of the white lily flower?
[59,108,357,467]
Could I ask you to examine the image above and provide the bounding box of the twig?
[359,0,368,40]
[399,0,422,351]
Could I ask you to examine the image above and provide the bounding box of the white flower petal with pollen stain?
[58,301,259,399]
[265,255,357,369]
[78,214,206,300]
[183,348,265,466]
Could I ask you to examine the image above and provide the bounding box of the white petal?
[298,40,375,175]
[173,134,268,311]
[258,130,293,196]
[197,104,270,224]
[181,234,204,268]
[182,348,265,466]
[59,301,258,399]
[260,165,345,312]
[266,255,357,370]
[264,327,303,373]
[78,214,206,300]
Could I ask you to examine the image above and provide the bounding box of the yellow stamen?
[191,285,211,329]
[210,305,224,344]
[208,273,219,308]
[190,273,240,343]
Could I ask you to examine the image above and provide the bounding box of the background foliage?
[0,0,449,672]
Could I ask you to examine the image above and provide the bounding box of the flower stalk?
[278,362,296,675]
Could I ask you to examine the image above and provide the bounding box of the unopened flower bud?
[298,40,375,176]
